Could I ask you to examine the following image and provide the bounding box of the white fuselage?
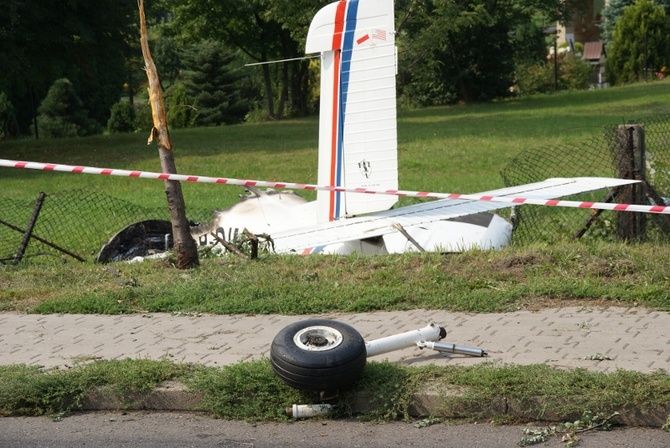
[191,0,514,256]
[190,189,512,255]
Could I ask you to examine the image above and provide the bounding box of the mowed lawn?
[1,80,669,210]
[2,81,670,316]
[3,83,670,426]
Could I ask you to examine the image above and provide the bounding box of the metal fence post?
[14,192,46,264]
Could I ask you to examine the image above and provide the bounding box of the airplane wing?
[270,177,638,254]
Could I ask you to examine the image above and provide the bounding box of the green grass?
[2,81,670,207]
[0,359,189,418]
[2,82,670,315]
[3,82,670,426]
[1,241,670,314]
[2,359,669,426]
[186,359,670,423]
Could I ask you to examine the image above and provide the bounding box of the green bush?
[0,91,19,140]
[165,83,197,129]
[607,0,670,84]
[37,78,99,138]
[515,62,554,95]
[133,101,154,132]
[106,100,136,133]
[559,54,594,90]
[35,117,80,139]
[515,54,595,95]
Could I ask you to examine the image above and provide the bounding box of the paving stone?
[1,307,668,373]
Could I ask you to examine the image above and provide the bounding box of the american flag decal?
[372,28,387,41]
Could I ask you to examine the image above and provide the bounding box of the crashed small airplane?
[188,0,634,255]
[0,0,639,261]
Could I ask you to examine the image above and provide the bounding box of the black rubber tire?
[270,319,367,391]
[96,220,173,263]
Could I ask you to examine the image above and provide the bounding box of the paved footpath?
[2,306,669,373]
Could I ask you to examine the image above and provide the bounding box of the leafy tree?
[512,22,549,66]
[152,33,185,91]
[445,20,517,102]
[396,0,582,105]
[396,0,470,106]
[183,40,252,126]
[37,78,99,138]
[600,0,670,50]
[263,0,328,116]
[397,0,514,104]
[606,0,670,84]
[0,0,138,135]
[600,0,634,50]
[0,1,63,135]
[161,0,316,118]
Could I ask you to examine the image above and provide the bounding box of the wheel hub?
[306,334,328,346]
[294,326,344,351]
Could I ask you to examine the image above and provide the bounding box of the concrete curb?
[80,382,670,427]
[81,381,203,412]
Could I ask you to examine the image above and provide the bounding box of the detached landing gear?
[270,319,487,392]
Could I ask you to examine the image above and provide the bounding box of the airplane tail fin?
[306,0,398,222]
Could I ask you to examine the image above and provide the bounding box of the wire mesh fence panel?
[3,115,670,263]
[0,190,213,264]
[502,114,670,245]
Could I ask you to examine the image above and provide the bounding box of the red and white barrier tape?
[2,158,669,215]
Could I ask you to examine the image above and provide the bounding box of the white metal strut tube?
[365,323,446,358]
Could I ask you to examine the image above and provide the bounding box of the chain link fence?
[501,114,670,245]
[3,115,670,264]
[0,190,213,264]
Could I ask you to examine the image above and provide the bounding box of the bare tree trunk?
[261,59,276,119]
[138,0,199,269]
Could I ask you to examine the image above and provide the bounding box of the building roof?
[583,41,605,60]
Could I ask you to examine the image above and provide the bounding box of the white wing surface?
[270,177,638,254]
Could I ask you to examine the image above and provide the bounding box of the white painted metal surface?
[365,323,443,358]
[270,177,636,254]
[307,0,399,222]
